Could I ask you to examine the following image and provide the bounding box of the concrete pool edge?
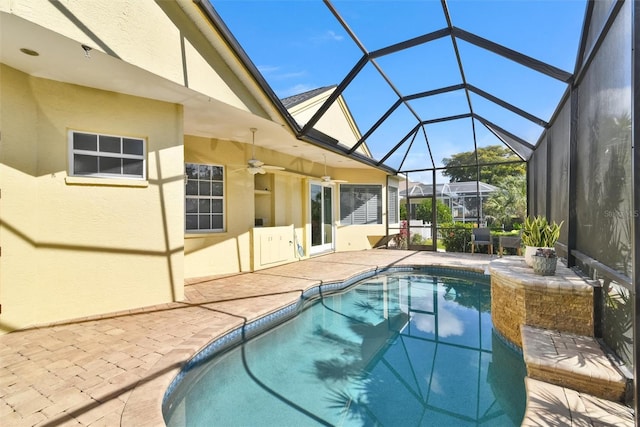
[121,258,492,427]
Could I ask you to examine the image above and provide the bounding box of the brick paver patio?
[1,250,632,426]
[1,250,488,426]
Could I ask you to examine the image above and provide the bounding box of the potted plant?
[521,215,563,267]
[532,248,558,276]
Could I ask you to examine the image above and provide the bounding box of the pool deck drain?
[0,250,634,426]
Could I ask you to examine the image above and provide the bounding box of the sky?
[211,0,586,183]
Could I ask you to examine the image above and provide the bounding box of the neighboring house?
[0,0,400,333]
[400,181,498,223]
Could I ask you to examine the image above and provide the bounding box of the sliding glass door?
[310,182,334,254]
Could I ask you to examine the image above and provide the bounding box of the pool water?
[164,271,527,426]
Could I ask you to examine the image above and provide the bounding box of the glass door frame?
[309,181,335,255]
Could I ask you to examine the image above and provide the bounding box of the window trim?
[68,130,147,180]
[388,183,399,226]
[184,162,226,234]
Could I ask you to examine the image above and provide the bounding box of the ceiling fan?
[320,154,348,186]
[246,128,284,175]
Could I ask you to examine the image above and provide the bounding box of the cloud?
[279,83,318,98]
[429,373,443,394]
[325,30,344,41]
[311,30,344,43]
[412,307,464,338]
[257,65,307,82]
[274,71,308,81]
[257,65,281,75]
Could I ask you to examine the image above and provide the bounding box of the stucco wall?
[183,135,310,278]
[0,65,184,333]
[184,135,253,277]
[334,168,389,252]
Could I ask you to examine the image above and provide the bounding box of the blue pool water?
[164,270,526,426]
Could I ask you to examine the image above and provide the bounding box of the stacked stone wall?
[489,258,595,347]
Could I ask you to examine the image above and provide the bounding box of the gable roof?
[281,86,337,109]
[283,85,372,158]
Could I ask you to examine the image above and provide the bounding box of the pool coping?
[121,261,491,427]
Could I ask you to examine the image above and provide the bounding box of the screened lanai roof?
[402,181,498,198]
[204,0,586,180]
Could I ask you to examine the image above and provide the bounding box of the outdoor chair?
[471,227,493,255]
[499,232,522,257]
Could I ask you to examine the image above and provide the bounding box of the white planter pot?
[524,246,537,266]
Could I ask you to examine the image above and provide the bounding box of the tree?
[400,200,407,220]
[416,199,453,224]
[484,175,526,227]
[442,145,525,185]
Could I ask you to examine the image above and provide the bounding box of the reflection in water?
[413,305,464,337]
[164,271,526,427]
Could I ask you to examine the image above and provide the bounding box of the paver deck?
[522,377,634,427]
[0,250,634,426]
[0,250,488,426]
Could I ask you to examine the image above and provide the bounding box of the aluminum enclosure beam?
[631,0,639,423]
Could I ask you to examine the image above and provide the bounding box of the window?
[185,163,225,232]
[69,131,145,179]
[388,185,399,224]
[340,184,382,225]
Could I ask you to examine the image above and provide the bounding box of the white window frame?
[339,184,383,225]
[68,130,146,180]
[388,183,399,225]
[185,163,225,233]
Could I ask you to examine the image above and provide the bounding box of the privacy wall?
[528,0,633,368]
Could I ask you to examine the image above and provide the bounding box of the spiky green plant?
[521,215,563,248]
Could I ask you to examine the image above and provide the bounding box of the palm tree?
[484,175,526,227]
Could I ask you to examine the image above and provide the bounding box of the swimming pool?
[163,269,526,426]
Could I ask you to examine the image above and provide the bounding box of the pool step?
[522,377,633,427]
[520,325,630,403]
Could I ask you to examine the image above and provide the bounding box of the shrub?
[439,222,474,252]
[411,233,424,245]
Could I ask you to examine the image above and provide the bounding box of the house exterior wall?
[334,168,389,252]
[0,65,184,333]
[0,0,397,331]
[183,135,253,277]
[183,135,310,278]
[182,137,390,277]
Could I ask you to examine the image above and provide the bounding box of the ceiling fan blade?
[321,175,348,186]
[262,165,285,171]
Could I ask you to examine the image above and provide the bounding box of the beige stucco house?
[0,0,400,333]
